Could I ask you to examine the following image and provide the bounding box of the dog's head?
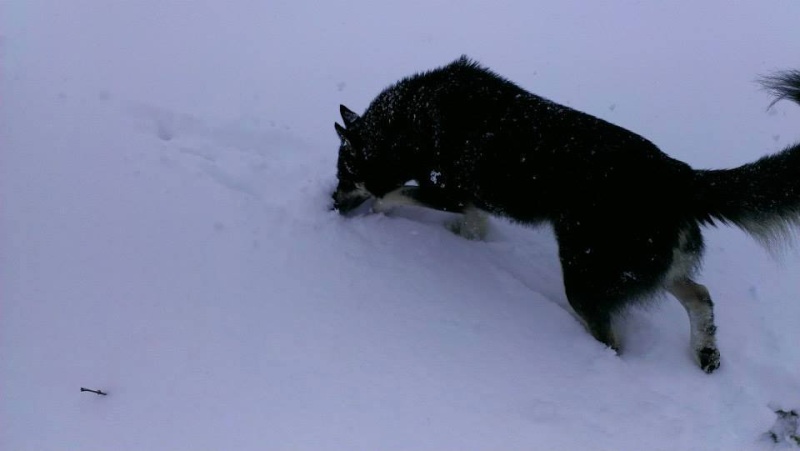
[332,105,372,213]
[332,104,409,214]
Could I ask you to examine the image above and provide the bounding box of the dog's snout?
[332,187,371,214]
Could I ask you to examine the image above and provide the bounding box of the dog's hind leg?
[558,259,621,351]
[555,223,669,355]
[567,297,620,352]
[560,268,620,352]
[667,278,721,373]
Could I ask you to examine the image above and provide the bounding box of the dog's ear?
[334,122,348,142]
[340,105,360,127]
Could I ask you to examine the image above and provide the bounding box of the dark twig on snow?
[80,387,108,396]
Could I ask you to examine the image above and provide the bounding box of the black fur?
[331,56,800,371]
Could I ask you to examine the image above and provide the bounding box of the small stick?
[80,387,108,396]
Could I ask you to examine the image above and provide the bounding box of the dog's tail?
[694,70,800,246]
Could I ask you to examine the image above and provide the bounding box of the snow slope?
[2,1,800,449]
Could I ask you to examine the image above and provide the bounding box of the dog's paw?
[445,209,489,241]
[698,347,721,373]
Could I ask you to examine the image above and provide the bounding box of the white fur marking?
[371,187,425,214]
[664,229,699,284]
[447,207,489,240]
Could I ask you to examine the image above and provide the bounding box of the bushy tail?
[694,70,800,246]
[761,70,800,108]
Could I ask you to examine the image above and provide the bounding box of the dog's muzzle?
[332,186,372,215]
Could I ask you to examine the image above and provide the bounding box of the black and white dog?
[331,56,800,373]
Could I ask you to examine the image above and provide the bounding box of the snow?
[2,1,800,449]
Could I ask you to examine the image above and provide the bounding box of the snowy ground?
[2,1,800,449]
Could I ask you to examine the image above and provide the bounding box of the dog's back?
[357,57,693,222]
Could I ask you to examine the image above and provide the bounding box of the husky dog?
[331,56,800,373]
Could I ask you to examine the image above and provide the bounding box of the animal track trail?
[126,103,297,199]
